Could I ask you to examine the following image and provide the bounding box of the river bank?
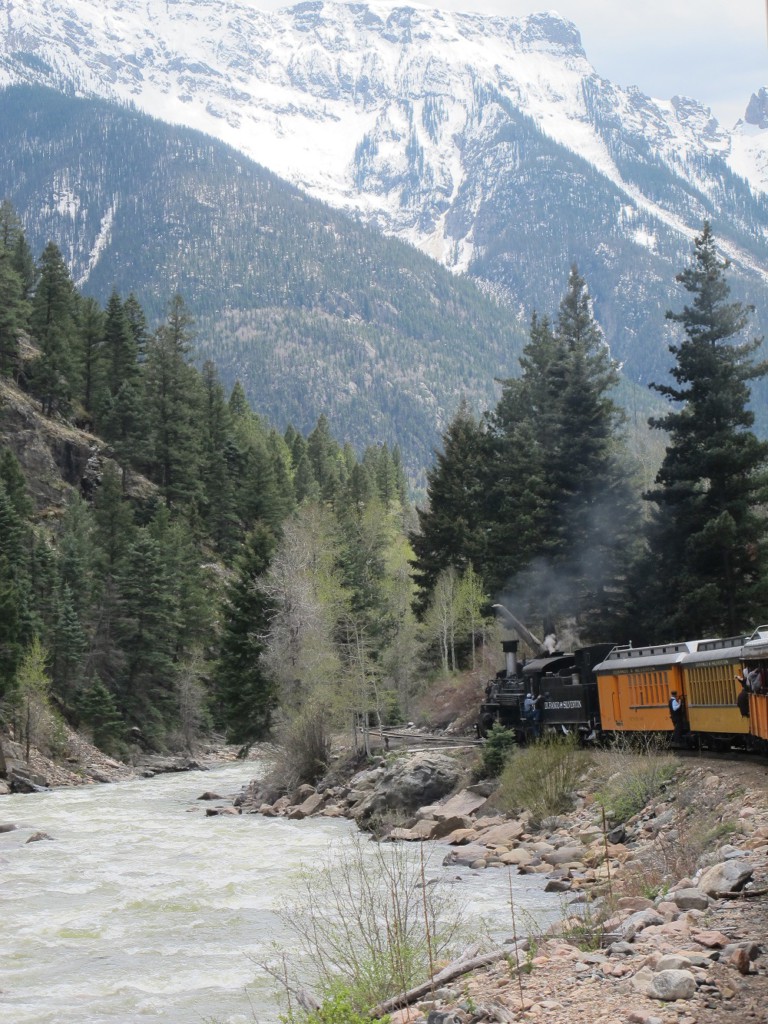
[4,727,768,1024]
[240,746,768,1024]
[0,723,255,794]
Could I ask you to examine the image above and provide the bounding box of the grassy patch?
[495,735,592,826]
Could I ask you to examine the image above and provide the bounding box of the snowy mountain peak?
[4,0,768,442]
[745,88,768,130]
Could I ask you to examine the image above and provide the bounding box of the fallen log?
[715,885,768,900]
[367,943,522,1018]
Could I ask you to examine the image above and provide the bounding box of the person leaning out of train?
[668,690,685,743]
[523,693,535,721]
[747,666,765,693]
[736,675,750,718]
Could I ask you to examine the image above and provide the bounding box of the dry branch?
[715,886,768,899]
[367,944,520,1018]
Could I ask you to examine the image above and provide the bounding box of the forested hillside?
[1,197,507,770]
[0,84,531,487]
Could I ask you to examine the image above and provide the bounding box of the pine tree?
[485,272,641,635]
[199,360,240,553]
[306,414,343,503]
[642,222,768,638]
[143,294,203,512]
[215,524,278,744]
[114,530,178,738]
[76,296,105,418]
[410,400,490,616]
[30,242,80,417]
[0,201,37,301]
[0,249,27,377]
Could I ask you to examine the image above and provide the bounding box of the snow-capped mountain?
[1,0,765,260]
[2,0,768,404]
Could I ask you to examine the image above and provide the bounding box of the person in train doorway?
[523,693,535,722]
[668,690,686,744]
[736,676,750,718]
[532,692,544,738]
[748,665,765,693]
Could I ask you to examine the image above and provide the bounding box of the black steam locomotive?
[477,638,612,742]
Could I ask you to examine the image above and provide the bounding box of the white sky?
[254,1,768,128]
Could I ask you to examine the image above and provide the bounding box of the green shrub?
[594,737,677,824]
[481,721,516,777]
[282,984,390,1024]
[267,833,472,1014]
[496,735,591,826]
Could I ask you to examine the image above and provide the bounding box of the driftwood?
[715,886,768,900]
[367,943,522,1019]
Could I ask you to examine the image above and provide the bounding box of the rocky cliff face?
[0,377,152,513]
[0,379,101,512]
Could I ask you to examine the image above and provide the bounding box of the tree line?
[0,200,439,766]
[412,222,768,648]
[1,206,766,771]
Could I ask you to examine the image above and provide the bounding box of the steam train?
[477,621,768,752]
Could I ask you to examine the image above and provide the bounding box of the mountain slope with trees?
[0,84,530,487]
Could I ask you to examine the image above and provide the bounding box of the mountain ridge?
[0,83,533,485]
[3,1,768,441]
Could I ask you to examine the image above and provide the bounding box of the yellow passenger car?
[680,635,750,746]
[741,626,768,746]
[594,641,694,733]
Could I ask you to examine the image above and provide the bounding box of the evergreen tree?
[215,524,278,744]
[642,222,768,638]
[485,272,641,635]
[306,414,343,503]
[410,400,490,616]
[123,293,150,365]
[0,448,33,523]
[102,290,138,400]
[114,529,178,739]
[143,294,203,512]
[92,463,136,571]
[0,475,33,700]
[0,201,37,301]
[30,242,80,417]
[76,680,125,753]
[76,296,106,418]
[199,360,240,553]
[0,249,27,377]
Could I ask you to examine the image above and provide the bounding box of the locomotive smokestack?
[502,639,519,677]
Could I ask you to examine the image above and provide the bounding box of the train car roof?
[593,640,698,673]
[682,634,750,666]
[740,625,768,661]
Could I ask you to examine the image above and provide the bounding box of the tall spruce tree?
[0,202,33,359]
[30,242,80,416]
[484,270,641,636]
[642,222,768,639]
[144,294,203,512]
[215,524,278,745]
[410,400,490,616]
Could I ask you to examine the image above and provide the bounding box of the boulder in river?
[348,751,463,822]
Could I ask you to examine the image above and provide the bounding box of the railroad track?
[374,729,483,750]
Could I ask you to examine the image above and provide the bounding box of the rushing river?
[0,762,563,1024]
